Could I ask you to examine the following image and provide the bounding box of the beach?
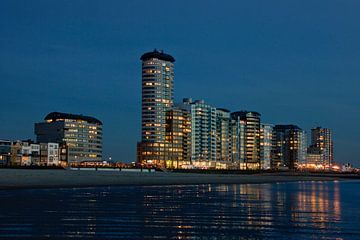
[0,169,358,190]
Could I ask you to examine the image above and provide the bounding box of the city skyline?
[1,1,359,165]
[0,51,339,169]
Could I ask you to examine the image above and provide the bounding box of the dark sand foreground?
[1,169,358,190]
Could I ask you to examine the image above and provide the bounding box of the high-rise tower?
[216,108,232,162]
[310,127,333,166]
[272,125,306,170]
[137,50,175,167]
[260,123,273,170]
[231,111,261,170]
[180,99,217,164]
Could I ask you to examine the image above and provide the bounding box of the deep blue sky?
[1,0,359,165]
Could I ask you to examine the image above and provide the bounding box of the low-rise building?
[20,140,40,166]
[40,142,60,166]
[8,140,63,167]
[0,140,11,166]
[10,141,22,166]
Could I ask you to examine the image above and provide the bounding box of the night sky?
[1,1,359,165]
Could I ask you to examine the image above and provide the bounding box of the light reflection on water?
[0,181,359,239]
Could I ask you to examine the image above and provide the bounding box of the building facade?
[164,106,192,168]
[216,108,232,162]
[306,146,323,166]
[40,143,60,166]
[137,50,175,167]
[230,111,261,170]
[230,116,246,166]
[180,99,217,167]
[272,125,306,170]
[310,127,334,166]
[6,140,63,166]
[260,123,273,170]
[35,112,103,164]
[20,140,40,166]
[10,141,22,166]
[0,140,11,166]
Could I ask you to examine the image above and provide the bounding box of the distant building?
[7,140,63,166]
[272,125,306,170]
[10,141,22,166]
[306,146,323,166]
[216,108,232,162]
[231,111,261,170]
[0,140,11,166]
[230,115,245,166]
[20,140,40,166]
[40,142,60,166]
[59,143,68,166]
[137,50,175,167]
[181,99,217,167]
[260,123,273,170]
[35,112,103,164]
[164,106,192,168]
[310,127,333,166]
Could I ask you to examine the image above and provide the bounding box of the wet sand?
[0,169,355,190]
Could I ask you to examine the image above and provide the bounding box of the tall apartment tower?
[137,50,175,167]
[310,127,334,166]
[260,123,274,170]
[231,111,261,170]
[180,99,217,165]
[216,109,232,162]
[230,116,246,166]
[35,112,103,164]
[272,125,306,170]
[165,106,192,168]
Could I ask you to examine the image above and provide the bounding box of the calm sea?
[0,181,359,239]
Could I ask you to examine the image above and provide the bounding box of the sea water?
[0,181,359,239]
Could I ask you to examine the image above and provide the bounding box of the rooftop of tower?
[274,124,302,130]
[231,111,261,117]
[140,49,175,63]
[44,112,102,125]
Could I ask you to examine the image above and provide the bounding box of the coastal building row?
[0,139,66,166]
[0,112,103,167]
[136,50,334,170]
[1,50,333,170]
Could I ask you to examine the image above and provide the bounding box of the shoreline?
[0,169,358,190]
